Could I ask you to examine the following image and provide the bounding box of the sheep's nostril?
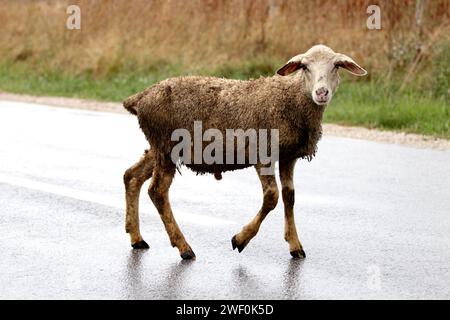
[315,88,329,97]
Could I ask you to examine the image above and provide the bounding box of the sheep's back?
[136,76,288,145]
[134,75,323,164]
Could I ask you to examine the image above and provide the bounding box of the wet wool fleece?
[123,74,325,174]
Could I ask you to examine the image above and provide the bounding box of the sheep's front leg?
[123,150,154,249]
[148,163,195,260]
[232,166,279,253]
[280,159,305,258]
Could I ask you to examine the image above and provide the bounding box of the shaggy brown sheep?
[123,45,367,260]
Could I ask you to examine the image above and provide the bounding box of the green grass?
[0,61,181,101]
[327,82,449,138]
[0,61,448,138]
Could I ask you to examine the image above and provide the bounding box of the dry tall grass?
[0,0,448,82]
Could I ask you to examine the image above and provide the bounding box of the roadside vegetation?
[0,0,448,137]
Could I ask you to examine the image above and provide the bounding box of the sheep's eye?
[299,64,309,72]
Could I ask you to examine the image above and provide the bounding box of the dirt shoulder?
[1,92,448,151]
[0,92,124,114]
[323,123,449,151]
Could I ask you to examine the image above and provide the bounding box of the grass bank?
[0,62,448,139]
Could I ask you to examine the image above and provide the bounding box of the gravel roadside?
[1,91,448,151]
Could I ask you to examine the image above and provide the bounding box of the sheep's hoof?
[290,249,306,259]
[131,240,150,250]
[231,235,247,253]
[180,249,196,260]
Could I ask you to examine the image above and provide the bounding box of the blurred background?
[0,0,448,137]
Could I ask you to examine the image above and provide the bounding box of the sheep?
[123,45,367,260]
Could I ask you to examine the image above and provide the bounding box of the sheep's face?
[277,45,367,106]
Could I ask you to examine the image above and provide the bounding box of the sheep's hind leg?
[124,149,154,249]
[148,162,195,260]
[280,159,305,258]
[231,166,279,253]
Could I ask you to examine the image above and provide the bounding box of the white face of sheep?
[277,45,367,106]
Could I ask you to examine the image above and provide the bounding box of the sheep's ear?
[334,54,367,76]
[277,54,305,76]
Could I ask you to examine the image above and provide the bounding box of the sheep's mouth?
[313,97,330,105]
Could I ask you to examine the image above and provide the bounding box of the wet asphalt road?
[0,100,449,299]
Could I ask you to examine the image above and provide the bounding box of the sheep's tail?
[123,91,145,115]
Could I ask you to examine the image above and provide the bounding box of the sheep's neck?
[287,76,326,160]
[292,75,326,128]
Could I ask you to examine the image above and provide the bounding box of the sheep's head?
[277,45,367,106]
